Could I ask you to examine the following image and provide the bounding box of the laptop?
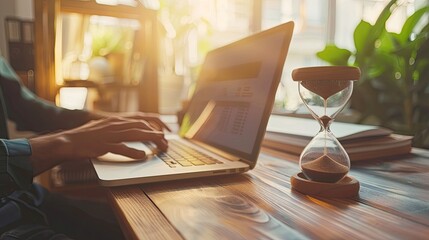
[92,21,294,186]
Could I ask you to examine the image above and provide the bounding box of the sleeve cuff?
[0,139,33,192]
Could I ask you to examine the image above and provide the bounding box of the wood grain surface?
[109,148,429,239]
[109,187,183,240]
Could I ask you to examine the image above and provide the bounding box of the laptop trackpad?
[97,142,153,163]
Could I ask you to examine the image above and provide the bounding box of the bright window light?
[95,0,137,7]
[59,87,88,110]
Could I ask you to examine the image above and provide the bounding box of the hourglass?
[290,66,360,198]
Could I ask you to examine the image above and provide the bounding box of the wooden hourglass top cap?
[292,66,361,81]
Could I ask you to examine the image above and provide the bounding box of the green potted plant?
[317,0,429,148]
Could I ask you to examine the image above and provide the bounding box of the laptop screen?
[179,22,294,168]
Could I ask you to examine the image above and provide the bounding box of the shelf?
[34,0,159,112]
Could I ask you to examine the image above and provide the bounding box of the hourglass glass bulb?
[300,130,350,182]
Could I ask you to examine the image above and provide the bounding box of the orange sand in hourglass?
[300,80,351,183]
[301,155,349,183]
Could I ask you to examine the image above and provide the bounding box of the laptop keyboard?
[157,140,224,168]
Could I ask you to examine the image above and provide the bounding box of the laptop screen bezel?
[181,21,294,169]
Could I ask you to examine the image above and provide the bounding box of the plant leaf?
[415,21,429,39]
[356,0,398,62]
[316,45,352,66]
[378,31,396,52]
[415,22,429,59]
[398,6,429,44]
[366,51,397,79]
[354,20,372,54]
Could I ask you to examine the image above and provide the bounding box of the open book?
[263,115,413,161]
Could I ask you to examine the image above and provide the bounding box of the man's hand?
[29,116,168,175]
[92,111,172,132]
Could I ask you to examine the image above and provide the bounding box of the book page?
[267,115,392,140]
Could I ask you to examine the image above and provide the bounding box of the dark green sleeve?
[0,139,32,196]
[0,57,92,133]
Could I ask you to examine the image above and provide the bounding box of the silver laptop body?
[92,22,294,186]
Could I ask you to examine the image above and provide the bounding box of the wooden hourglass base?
[291,172,359,198]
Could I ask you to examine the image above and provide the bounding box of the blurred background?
[1,0,428,147]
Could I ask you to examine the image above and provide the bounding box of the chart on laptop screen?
[182,27,288,155]
[217,102,249,136]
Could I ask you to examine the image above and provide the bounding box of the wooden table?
[108,148,429,240]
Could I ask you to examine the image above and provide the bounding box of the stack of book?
[263,115,413,161]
